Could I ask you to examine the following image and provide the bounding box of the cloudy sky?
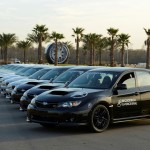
[0,0,149,49]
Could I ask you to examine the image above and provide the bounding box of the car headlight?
[13,87,17,92]
[58,101,81,108]
[30,97,37,105]
[21,89,26,92]
[71,91,88,98]
[23,91,28,97]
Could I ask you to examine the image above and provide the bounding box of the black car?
[27,67,150,132]
[20,66,97,110]
[11,66,73,104]
[5,68,53,99]
[0,66,46,94]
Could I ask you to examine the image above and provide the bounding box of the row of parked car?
[1,64,150,132]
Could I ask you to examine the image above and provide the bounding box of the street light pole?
[126,48,128,65]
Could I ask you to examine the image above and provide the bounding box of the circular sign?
[45,42,70,64]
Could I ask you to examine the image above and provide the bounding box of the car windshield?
[53,70,85,83]
[40,68,67,81]
[29,69,51,79]
[16,67,32,75]
[21,68,43,76]
[68,71,120,89]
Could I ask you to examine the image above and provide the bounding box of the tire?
[45,43,70,64]
[89,105,110,133]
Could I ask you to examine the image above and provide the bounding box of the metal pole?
[126,48,128,65]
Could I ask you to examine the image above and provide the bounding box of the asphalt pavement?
[0,95,150,150]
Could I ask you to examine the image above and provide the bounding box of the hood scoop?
[27,82,41,86]
[49,90,69,95]
[40,86,53,90]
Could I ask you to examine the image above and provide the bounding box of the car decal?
[117,99,137,107]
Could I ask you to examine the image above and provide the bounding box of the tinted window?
[53,70,85,83]
[68,71,120,89]
[40,68,67,80]
[29,69,51,79]
[118,72,136,89]
[136,71,150,87]
[23,68,43,76]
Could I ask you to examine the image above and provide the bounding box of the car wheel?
[89,105,110,132]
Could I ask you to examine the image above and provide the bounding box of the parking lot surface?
[0,95,150,150]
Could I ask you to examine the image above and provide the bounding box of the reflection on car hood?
[42,82,65,87]
[9,79,37,86]
[36,87,105,103]
[48,88,102,95]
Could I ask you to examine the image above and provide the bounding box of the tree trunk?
[121,45,125,67]
[55,40,58,66]
[2,48,4,61]
[24,49,26,63]
[99,49,102,65]
[90,44,94,66]
[76,36,79,65]
[93,46,95,66]
[110,38,115,67]
[4,47,7,64]
[38,38,42,64]
[0,47,2,60]
[146,38,150,69]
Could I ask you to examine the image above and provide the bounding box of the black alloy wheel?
[89,105,110,132]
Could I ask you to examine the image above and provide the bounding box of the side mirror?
[116,83,127,90]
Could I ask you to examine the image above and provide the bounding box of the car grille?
[35,101,58,109]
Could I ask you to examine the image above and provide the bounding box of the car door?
[112,72,141,120]
[136,71,150,116]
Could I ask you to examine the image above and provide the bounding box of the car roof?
[88,67,150,73]
[66,66,102,71]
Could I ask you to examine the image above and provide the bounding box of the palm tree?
[72,27,84,65]
[82,34,91,65]
[28,24,50,64]
[144,28,150,69]
[107,27,119,67]
[50,31,64,66]
[17,40,32,63]
[0,38,3,60]
[118,33,130,67]
[0,33,17,64]
[82,44,88,65]
[89,33,101,65]
[83,33,101,65]
[63,41,74,50]
[96,37,109,65]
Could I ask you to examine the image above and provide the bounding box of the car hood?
[9,79,37,86]
[27,83,65,95]
[36,87,105,103]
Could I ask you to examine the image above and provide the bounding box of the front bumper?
[11,93,23,104]
[20,96,32,111]
[0,85,7,95]
[27,104,90,126]
[5,88,13,99]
